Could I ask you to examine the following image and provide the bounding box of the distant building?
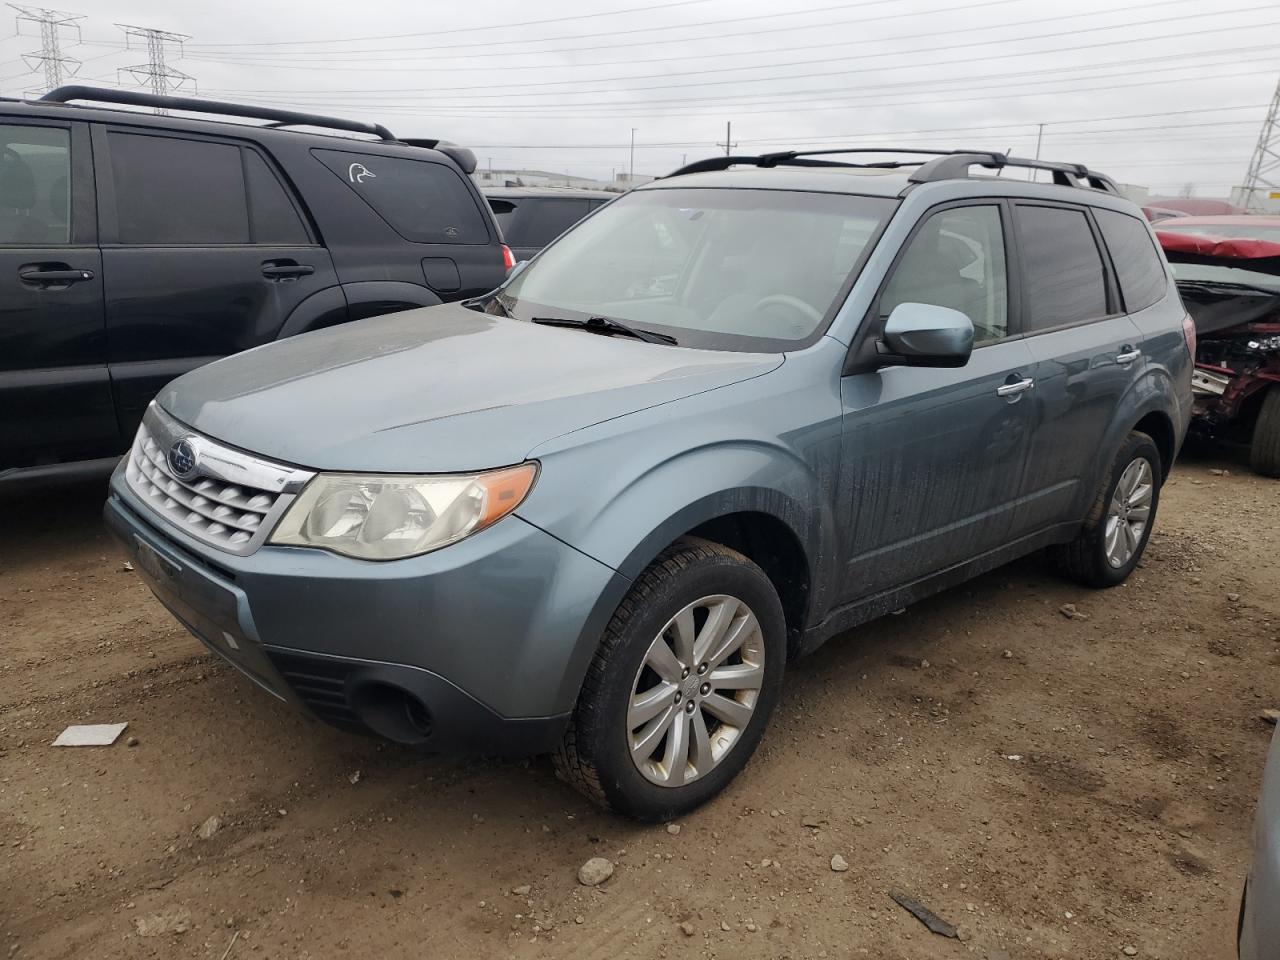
[471,168,654,192]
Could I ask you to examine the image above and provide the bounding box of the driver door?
[834,201,1036,604]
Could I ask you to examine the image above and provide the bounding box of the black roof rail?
[664,146,1120,194]
[909,152,1120,193]
[39,85,397,141]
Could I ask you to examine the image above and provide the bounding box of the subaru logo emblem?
[168,438,197,479]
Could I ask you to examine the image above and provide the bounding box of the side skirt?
[800,522,1080,656]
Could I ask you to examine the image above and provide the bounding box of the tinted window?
[501,187,896,352]
[110,133,249,244]
[1095,210,1167,313]
[313,150,488,244]
[881,205,1008,344]
[1014,205,1108,330]
[520,198,591,246]
[488,198,517,235]
[245,151,309,245]
[0,124,71,245]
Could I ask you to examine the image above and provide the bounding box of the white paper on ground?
[52,723,129,747]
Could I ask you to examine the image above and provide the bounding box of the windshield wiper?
[1176,279,1280,297]
[531,314,677,345]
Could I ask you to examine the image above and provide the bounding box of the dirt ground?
[2,446,1277,960]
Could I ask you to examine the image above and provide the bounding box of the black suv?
[483,187,614,261]
[0,86,510,485]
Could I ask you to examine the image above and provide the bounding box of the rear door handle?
[261,262,315,280]
[18,265,95,286]
[997,377,1035,398]
[1116,347,1141,365]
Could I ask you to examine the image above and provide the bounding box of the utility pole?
[7,4,82,93]
[629,127,637,183]
[716,120,738,156]
[1030,122,1045,183]
[116,23,194,111]
[1241,75,1280,211]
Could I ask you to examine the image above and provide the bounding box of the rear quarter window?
[1095,208,1168,312]
[313,149,490,244]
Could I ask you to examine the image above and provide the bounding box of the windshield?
[497,187,896,351]
[1158,221,1280,242]
[1170,262,1280,293]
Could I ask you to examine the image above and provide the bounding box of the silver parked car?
[1241,726,1280,960]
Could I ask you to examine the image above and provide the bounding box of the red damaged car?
[1155,216,1280,477]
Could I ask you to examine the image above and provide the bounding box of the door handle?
[18,265,95,286]
[996,377,1035,398]
[1115,347,1141,365]
[261,262,314,280]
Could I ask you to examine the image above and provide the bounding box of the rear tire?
[1250,388,1280,478]
[1054,431,1162,588]
[554,538,786,821]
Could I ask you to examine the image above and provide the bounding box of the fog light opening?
[349,682,433,745]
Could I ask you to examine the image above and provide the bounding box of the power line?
[194,9,1279,103]
[188,0,724,48]
[7,4,82,92]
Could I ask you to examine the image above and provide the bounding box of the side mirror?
[878,302,974,368]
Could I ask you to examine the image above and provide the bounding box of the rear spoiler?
[399,138,477,175]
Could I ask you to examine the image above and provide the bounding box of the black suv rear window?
[1095,209,1167,313]
[313,150,488,244]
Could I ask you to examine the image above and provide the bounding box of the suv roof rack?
[665,147,1120,194]
[39,85,397,142]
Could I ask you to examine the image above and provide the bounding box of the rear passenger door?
[0,119,116,472]
[837,202,1037,602]
[96,128,339,441]
[1006,202,1145,536]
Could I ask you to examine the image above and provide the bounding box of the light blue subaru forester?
[106,148,1193,820]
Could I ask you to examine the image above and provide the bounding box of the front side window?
[110,132,249,244]
[1095,209,1167,313]
[0,123,71,245]
[880,205,1008,344]
[313,149,489,244]
[1014,204,1108,331]
[499,187,897,351]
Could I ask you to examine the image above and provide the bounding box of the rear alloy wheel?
[1054,431,1162,588]
[1250,387,1280,478]
[555,539,786,821]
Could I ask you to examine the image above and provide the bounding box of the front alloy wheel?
[628,595,765,787]
[555,539,786,820]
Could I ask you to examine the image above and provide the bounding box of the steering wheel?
[751,294,823,327]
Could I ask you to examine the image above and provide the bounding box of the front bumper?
[105,469,628,755]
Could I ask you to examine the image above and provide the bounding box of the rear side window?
[1014,204,1108,331]
[1095,209,1167,312]
[0,123,71,245]
[313,149,489,244]
[244,151,309,245]
[520,198,592,246]
[110,133,249,244]
[488,198,516,235]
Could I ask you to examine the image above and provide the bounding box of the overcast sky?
[2,0,1277,195]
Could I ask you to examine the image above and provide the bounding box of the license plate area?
[135,537,181,583]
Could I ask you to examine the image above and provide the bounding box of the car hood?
[1156,230,1280,335]
[158,303,782,472]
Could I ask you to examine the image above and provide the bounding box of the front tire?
[1054,431,1162,588]
[555,538,786,821]
[1250,387,1280,478]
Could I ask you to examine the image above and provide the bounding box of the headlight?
[269,463,538,560]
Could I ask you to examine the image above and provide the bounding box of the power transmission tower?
[7,4,83,93]
[116,23,194,110]
[716,121,738,156]
[1240,75,1280,211]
